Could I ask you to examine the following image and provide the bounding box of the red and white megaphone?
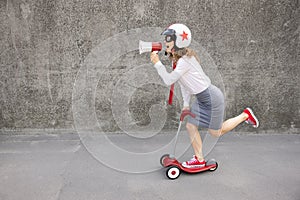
[139,40,162,54]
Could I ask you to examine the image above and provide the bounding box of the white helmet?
[161,23,192,50]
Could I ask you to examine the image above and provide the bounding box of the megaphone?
[139,40,162,54]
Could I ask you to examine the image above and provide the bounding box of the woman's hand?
[150,52,160,64]
[182,106,190,111]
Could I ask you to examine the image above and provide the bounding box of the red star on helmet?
[180,31,188,41]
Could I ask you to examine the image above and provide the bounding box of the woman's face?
[164,35,175,53]
[165,41,174,53]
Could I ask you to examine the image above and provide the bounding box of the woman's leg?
[209,112,248,137]
[186,122,204,161]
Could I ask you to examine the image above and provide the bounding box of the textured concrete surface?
[0,0,299,132]
[0,132,299,200]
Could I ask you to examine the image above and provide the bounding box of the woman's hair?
[169,48,200,63]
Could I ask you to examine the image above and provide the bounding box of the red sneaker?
[182,155,206,168]
[243,108,259,128]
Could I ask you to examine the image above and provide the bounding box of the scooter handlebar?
[180,110,196,121]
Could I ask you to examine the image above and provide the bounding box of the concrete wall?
[0,0,299,133]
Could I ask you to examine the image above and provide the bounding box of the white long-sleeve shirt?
[154,55,211,107]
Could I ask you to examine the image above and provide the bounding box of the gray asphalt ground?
[0,131,299,200]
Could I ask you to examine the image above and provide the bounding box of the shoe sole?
[246,107,259,128]
[182,163,206,168]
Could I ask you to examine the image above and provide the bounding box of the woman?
[150,24,259,168]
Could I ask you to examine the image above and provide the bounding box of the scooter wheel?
[160,154,170,167]
[209,162,218,171]
[166,166,181,180]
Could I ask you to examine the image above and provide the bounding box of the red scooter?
[160,110,218,180]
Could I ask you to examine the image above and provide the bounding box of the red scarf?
[168,61,177,105]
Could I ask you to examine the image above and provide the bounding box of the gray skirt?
[188,84,225,130]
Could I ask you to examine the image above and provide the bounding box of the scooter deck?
[162,156,217,173]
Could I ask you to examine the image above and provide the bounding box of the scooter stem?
[170,110,196,158]
[170,121,182,158]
